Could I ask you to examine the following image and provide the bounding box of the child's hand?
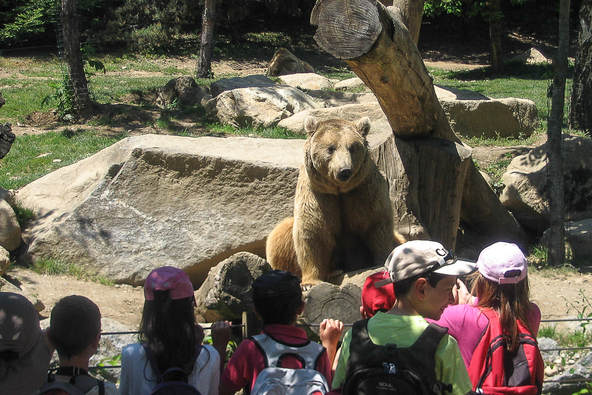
[211,320,232,349]
[453,278,473,305]
[319,318,344,345]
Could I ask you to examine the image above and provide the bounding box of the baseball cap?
[362,271,396,317]
[144,266,194,300]
[383,240,476,284]
[477,242,527,284]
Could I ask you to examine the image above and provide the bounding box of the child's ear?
[91,332,101,350]
[414,278,428,300]
[253,307,262,320]
[297,301,305,316]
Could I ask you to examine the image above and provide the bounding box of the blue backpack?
[142,343,202,395]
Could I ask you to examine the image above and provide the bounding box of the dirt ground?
[4,48,587,334]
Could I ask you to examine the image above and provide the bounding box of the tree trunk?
[570,0,592,135]
[311,0,527,250]
[547,0,570,266]
[391,0,424,45]
[488,0,505,72]
[197,0,217,78]
[61,0,91,113]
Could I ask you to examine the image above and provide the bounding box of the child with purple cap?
[430,242,541,368]
[120,266,220,395]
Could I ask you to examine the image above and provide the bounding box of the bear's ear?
[304,116,319,136]
[356,117,371,137]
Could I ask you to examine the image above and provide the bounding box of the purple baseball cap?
[144,266,194,300]
[477,242,528,284]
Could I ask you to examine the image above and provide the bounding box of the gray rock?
[333,77,368,91]
[0,197,20,252]
[157,76,207,108]
[17,135,303,286]
[277,103,392,138]
[439,96,538,138]
[0,245,9,276]
[541,218,592,263]
[206,85,320,129]
[509,48,550,65]
[501,134,592,234]
[278,73,333,91]
[195,251,271,322]
[210,75,276,97]
[538,337,560,362]
[306,90,378,107]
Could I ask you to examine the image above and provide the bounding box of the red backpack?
[468,308,544,395]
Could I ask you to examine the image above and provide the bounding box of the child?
[0,292,52,395]
[332,240,475,395]
[217,269,343,395]
[360,270,396,319]
[120,266,220,395]
[431,241,541,368]
[40,295,119,395]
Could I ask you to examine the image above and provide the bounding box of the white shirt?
[119,343,220,395]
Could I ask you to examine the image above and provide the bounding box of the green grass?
[0,130,123,190]
[33,257,115,285]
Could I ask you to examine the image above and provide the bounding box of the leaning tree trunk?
[197,0,217,78]
[547,0,570,266]
[61,0,91,113]
[311,0,526,250]
[570,0,592,135]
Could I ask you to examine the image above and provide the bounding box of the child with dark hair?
[39,295,119,395]
[217,269,343,395]
[120,266,220,395]
[332,240,475,395]
[0,292,52,395]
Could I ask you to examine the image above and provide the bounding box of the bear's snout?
[337,168,353,182]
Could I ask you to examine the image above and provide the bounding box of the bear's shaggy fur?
[266,48,314,77]
[266,116,404,284]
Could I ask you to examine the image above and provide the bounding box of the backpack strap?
[347,319,452,395]
[43,367,105,395]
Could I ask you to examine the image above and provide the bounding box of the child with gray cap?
[331,240,475,395]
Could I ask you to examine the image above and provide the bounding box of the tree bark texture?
[311,0,528,250]
[61,0,91,112]
[547,0,570,266]
[570,0,592,135]
[391,0,424,45]
[197,0,217,78]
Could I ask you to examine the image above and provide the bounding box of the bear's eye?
[327,146,335,155]
[349,145,356,153]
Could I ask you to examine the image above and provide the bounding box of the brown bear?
[266,47,314,77]
[266,116,404,284]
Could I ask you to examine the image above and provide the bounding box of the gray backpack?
[249,333,330,395]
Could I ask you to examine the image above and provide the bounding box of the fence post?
[242,311,262,339]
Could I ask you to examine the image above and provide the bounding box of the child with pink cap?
[120,266,220,395]
[431,241,541,368]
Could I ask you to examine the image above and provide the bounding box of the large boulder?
[501,134,592,234]
[541,218,592,262]
[194,251,271,322]
[436,86,538,139]
[278,73,334,91]
[16,135,303,286]
[157,76,208,108]
[205,85,320,129]
[0,193,20,252]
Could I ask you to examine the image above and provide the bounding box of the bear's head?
[303,116,372,194]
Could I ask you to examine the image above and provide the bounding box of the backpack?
[39,370,105,395]
[142,343,203,395]
[249,333,330,395]
[467,308,544,395]
[342,319,452,395]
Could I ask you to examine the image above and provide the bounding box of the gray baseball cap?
[381,240,476,284]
